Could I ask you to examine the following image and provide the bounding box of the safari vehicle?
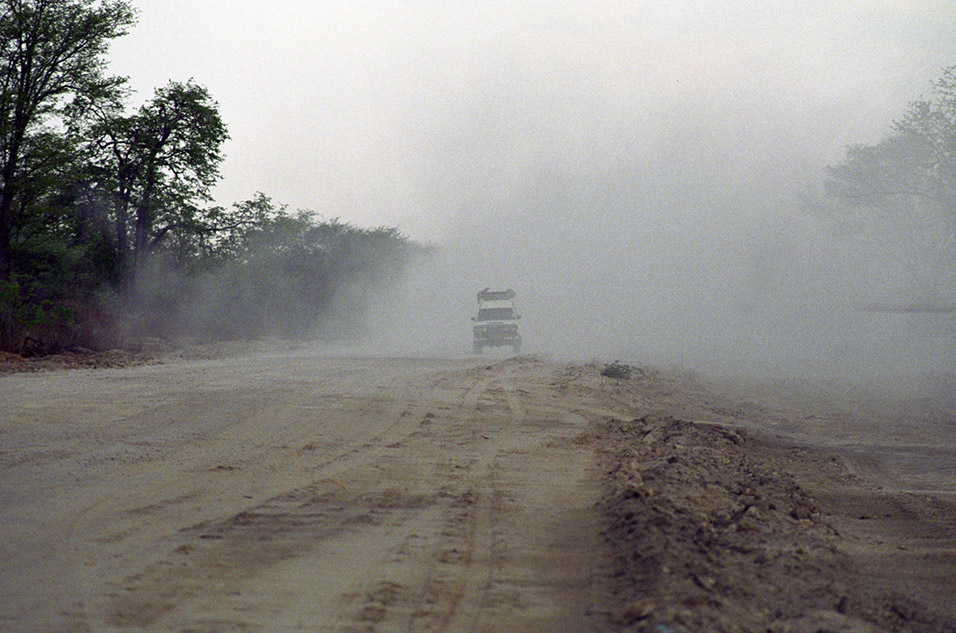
[472,288,521,354]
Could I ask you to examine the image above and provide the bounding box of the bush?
[601,361,635,380]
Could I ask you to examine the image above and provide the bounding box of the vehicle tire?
[473,343,482,354]
[512,343,521,354]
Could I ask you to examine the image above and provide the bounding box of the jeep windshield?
[477,308,515,321]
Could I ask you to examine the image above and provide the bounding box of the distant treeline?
[109,194,419,346]
[0,1,416,353]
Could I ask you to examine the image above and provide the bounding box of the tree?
[825,65,956,300]
[0,0,134,350]
[0,2,418,350]
[826,68,956,222]
[159,194,417,341]
[0,0,135,280]
[80,80,229,295]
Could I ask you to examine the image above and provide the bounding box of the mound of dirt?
[0,337,303,375]
[598,414,956,633]
[0,348,155,374]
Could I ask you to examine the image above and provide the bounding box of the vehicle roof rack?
[477,287,516,302]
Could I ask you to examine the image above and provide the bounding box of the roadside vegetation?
[600,361,639,380]
[820,66,956,306]
[0,0,415,354]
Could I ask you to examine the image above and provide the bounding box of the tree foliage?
[825,65,956,298]
[827,66,956,220]
[129,194,416,342]
[0,2,419,353]
[0,0,135,278]
[77,79,229,294]
[0,0,135,349]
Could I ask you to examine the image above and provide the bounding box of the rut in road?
[57,356,609,633]
[310,361,605,633]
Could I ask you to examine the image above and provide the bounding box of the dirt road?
[2,349,955,632]
[1,351,611,632]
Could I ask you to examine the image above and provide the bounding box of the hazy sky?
[109,1,956,240]
[109,2,956,372]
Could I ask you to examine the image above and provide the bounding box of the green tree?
[0,0,134,349]
[163,194,417,341]
[0,0,134,279]
[80,79,229,296]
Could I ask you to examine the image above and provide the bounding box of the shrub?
[601,361,634,380]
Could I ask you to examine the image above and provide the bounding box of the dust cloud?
[360,48,956,379]
[105,4,956,380]
[102,3,955,380]
[369,190,956,379]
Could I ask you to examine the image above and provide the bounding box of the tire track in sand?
[82,366,457,631]
[406,363,596,633]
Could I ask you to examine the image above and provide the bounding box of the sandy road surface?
[3,349,956,632]
[0,351,609,632]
